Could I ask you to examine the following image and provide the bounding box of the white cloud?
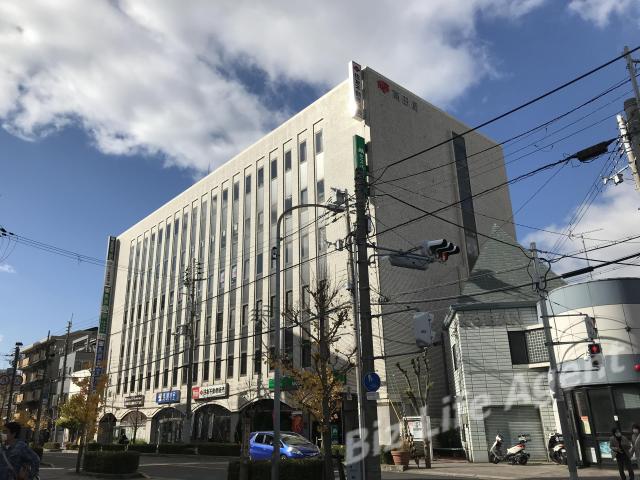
[0,263,15,273]
[523,184,640,280]
[0,0,545,172]
[567,0,638,27]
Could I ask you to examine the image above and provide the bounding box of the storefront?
[567,384,640,465]
[548,278,640,466]
[150,390,183,444]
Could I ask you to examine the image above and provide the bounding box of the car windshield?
[282,434,312,446]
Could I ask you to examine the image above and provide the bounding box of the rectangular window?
[285,150,292,171]
[315,130,323,155]
[452,343,459,371]
[257,167,264,187]
[163,369,168,387]
[271,159,277,179]
[227,356,234,376]
[215,358,222,379]
[507,331,529,365]
[240,353,247,375]
[299,140,307,164]
[203,361,210,382]
[172,367,178,386]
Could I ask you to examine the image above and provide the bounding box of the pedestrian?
[118,431,129,445]
[1,422,40,480]
[610,426,635,480]
[631,424,640,466]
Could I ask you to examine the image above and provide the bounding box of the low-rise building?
[444,227,559,462]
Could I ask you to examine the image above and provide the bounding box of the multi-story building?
[15,328,97,441]
[100,62,515,445]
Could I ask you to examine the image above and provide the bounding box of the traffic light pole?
[353,135,382,480]
[531,243,579,480]
[4,343,22,423]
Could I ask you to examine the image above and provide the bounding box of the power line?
[370,46,640,184]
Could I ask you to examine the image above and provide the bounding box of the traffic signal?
[587,343,602,369]
[423,239,460,262]
[588,343,602,355]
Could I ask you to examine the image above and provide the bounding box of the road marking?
[141,462,228,466]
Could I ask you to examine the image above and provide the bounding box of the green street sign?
[353,135,366,170]
[268,376,297,391]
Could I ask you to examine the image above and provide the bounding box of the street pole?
[530,243,579,480]
[271,202,345,480]
[623,46,640,190]
[5,342,23,423]
[34,332,52,444]
[353,135,381,480]
[183,258,203,443]
[344,190,366,479]
[54,318,72,443]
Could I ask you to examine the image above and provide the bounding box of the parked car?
[249,431,321,460]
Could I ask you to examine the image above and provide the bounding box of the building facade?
[15,328,97,442]
[100,63,515,445]
[444,228,558,462]
[547,278,640,466]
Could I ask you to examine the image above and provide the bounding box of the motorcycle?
[548,432,567,464]
[488,433,530,465]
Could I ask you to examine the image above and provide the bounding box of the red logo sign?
[377,80,390,94]
[192,386,200,400]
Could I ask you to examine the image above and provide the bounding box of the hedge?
[101,444,127,452]
[65,443,79,450]
[228,459,323,480]
[83,451,140,474]
[87,443,100,452]
[43,442,61,450]
[195,442,240,456]
[127,444,157,453]
[158,443,196,455]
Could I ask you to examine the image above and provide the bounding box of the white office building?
[99,62,515,446]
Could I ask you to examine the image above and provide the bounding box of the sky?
[1,0,639,362]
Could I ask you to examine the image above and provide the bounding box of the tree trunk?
[321,411,333,480]
[75,427,86,473]
[421,405,432,468]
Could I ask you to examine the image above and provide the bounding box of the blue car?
[249,431,321,460]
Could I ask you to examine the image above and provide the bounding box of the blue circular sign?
[364,372,381,392]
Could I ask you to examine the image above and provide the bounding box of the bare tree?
[278,278,356,480]
[396,349,432,468]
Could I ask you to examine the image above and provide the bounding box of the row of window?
[114,127,327,396]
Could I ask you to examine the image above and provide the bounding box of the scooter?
[548,432,567,464]
[488,434,530,465]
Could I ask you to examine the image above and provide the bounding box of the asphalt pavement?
[39,452,622,480]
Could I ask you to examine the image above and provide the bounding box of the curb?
[70,472,149,479]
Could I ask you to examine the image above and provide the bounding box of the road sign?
[0,375,9,386]
[363,372,381,392]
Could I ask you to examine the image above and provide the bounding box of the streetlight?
[271,199,345,480]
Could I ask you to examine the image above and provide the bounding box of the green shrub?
[130,439,148,445]
[101,444,127,451]
[228,459,323,480]
[43,442,61,450]
[127,444,157,453]
[158,443,196,455]
[196,442,240,456]
[65,443,79,450]
[331,444,345,458]
[87,443,100,452]
[83,451,140,474]
[379,446,393,465]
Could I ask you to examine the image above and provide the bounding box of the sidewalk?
[388,461,620,479]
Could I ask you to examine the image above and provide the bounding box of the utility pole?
[34,331,53,444]
[353,135,382,480]
[5,342,23,423]
[343,189,366,480]
[54,318,72,443]
[182,258,204,443]
[622,46,640,190]
[530,243,579,480]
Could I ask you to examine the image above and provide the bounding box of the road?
[41,452,230,480]
[40,453,620,480]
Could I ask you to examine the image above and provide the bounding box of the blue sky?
[1,0,639,363]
